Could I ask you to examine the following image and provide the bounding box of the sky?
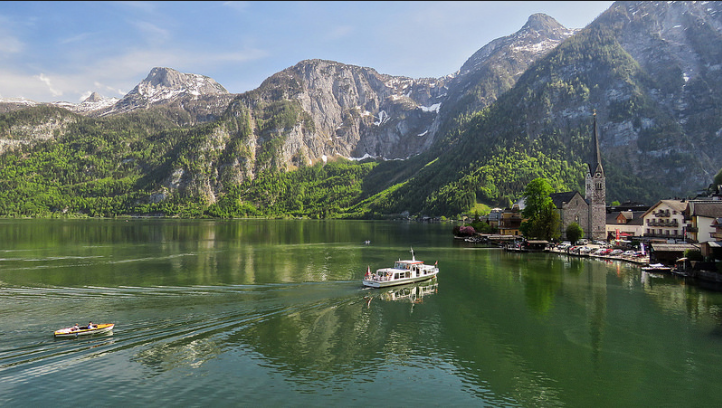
[0,1,614,103]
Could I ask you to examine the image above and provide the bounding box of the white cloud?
[35,73,63,97]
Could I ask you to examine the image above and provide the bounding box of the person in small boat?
[71,323,80,331]
[87,322,95,329]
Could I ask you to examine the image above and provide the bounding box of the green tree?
[714,167,722,186]
[520,178,560,241]
[566,222,584,245]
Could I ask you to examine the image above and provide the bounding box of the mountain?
[2,1,722,219]
[91,67,236,124]
[435,13,578,145]
[219,13,579,169]
[590,1,722,191]
[0,67,236,125]
[372,1,722,215]
[56,92,119,114]
[0,14,581,165]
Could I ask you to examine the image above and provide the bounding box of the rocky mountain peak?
[134,67,229,99]
[521,13,566,33]
[458,13,576,77]
[83,92,105,103]
[92,67,234,121]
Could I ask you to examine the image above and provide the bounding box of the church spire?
[589,111,603,175]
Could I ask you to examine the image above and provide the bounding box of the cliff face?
[586,1,722,191]
[229,59,449,164]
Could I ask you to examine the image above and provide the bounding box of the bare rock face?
[587,1,722,191]
[280,59,447,161]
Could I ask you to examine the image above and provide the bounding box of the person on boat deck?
[87,322,95,329]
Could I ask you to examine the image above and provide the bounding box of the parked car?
[622,250,636,257]
[609,249,623,256]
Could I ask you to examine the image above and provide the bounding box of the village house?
[685,200,722,243]
[605,210,645,240]
[704,217,722,262]
[497,204,523,236]
[486,208,504,230]
[640,200,689,241]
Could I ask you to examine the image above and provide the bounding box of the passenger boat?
[363,248,438,288]
[54,323,115,339]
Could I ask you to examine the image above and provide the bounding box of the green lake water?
[1,219,722,407]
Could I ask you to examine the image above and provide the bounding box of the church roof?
[549,191,583,209]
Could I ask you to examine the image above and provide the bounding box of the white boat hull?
[54,323,115,339]
[363,269,438,288]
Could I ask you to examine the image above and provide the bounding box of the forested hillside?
[1,2,721,219]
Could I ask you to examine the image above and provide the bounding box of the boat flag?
[365,266,371,277]
[435,260,438,266]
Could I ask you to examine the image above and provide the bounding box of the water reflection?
[374,278,439,304]
[4,220,722,406]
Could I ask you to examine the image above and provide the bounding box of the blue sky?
[0,1,614,103]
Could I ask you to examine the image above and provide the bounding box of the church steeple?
[589,111,604,176]
[585,111,606,241]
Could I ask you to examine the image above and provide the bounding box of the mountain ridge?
[1,2,721,219]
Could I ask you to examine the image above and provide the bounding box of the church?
[551,113,606,241]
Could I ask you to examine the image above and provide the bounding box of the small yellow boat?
[54,323,115,339]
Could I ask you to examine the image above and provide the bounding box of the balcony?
[647,219,679,227]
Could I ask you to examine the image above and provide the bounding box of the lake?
[1,219,722,407]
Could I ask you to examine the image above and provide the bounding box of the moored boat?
[363,248,438,288]
[54,323,115,339]
[641,263,672,272]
